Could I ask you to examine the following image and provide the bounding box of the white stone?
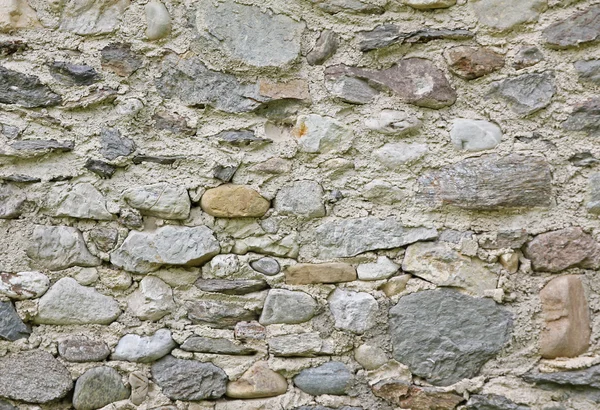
[365,110,422,135]
[450,119,502,151]
[145,1,171,40]
[48,183,113,220]
[0,271,49,300]
[357,256,399,281]
[127,276,175,321]
[73,267,99,286]
[295,114,352,153]
[123,183,190,220]
[274,180,325,218]
[374,142,428,168]
[328,288,378,334]
[112,329,176,362]
[60,0,130,36]
[361,179,405,205]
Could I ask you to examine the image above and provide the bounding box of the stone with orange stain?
[201,185,270,218]
[293,114,352,153]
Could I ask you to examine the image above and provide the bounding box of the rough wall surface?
[0,0,600,409]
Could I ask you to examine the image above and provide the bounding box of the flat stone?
[235,321,266,340]
[100,128,135,160]
[445,46,505,80]
[0,350,73,403]
[268,333,323,357]
[513,46,544,69]
[355,344,387,370]
[58,336,111,362]
[188,300,258,328]
[201,185,270,218]
[465,394,530,410]
[48,183,112,220]
[6,139,74,158]
[0,0,38,32]
[0,66,61,108]
[418,154,552,210]
[307,30,339,66]
[213,130,271,146]
[543,5,600,49]
[274,180,325,218]
[575,60,600,85]
[389,289,513,386]
[309,0,384,14]
[563,97,600,135]
[35,277,120,325]
[100,43,142,76]
[523,227,600,272]
[294,362,353,396]
[49,61,100,86]
[112,329,176,363]
[523,364,600,389]
[62,87,118,109]
[359,26,473,52]
[285,263,357,285]
[374,142,428,168]
[365,110,422,135]
[72,367,130,410]
[0,301,30,341]
[226,361,287,399]
[146,1,171,40]
[0,271,49,300]
[471,0,547,30]
[151,355,228,400]
[111,225,220,273]
[588,173,600,213]
[328,288,378,334]
[28,226,100,270]
[293,114,352,154]
[182,336,256,355]
[195,278,268,295]
[403,0,455,8]
[84,159,116,179]
[123,183,190,220]
[480,229,529,249]
[0,184,25,219]
[372,381,464,409]
[489,72,555,116]
[60,0,130,36]
[250,257,281,276]
[127,276,175,321]
[357,256,399,281]
[259,289,318,325]
[329,76,378,104]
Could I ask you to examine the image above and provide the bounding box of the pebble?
[0,301,30,341]
[250,257,281,276]
[374,142,428,168]
[490,72,555,116]
[146,1,171,40]
[450,118,502,151]
[195,278,268,295]
[403,0,455,8]
[513,46,544,69]
[364,110,422,135]
[181,336,256,355]
[307,30,339,66]
[445,46,504,80]
[188,300,258,328]
[72,367,130,410]
[330,76,378,105]
[112,329,177,362]
[294,114,352,154]
[268,333,323,357]
[354,344,388,370]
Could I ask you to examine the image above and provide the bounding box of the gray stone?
[480,229,529,249]
[181,336,257,355]
[293,362,353,396]
[563,97,600,134]
[72,367,130,410]
[58,336,111,362]
[328,289,378,334]
[313,217,438,259]
[127,276,175,321]
[0,301,30,341]
[365,110,422,136]
[35,278,120,325]
[359,25,473,51]
[60,0,129,36]
[89,227,118,252]
[112,329,176,362]
[489,72,555,116]
[575,60,600,85]
[100,128,135,160]
[466,394,530,410]
[309,0,384,14]
[188,300,258,328]
[588,173,600,214]
[213,130,271,146]
[250,257,281,276]
[259,289,318,325]
[0,400,16,410]
[153,111,194,135]
[570,152,600,167]
[195,278,268,295]
[49,61,100,86]
[151,355,228,400]
[48,183,112,220]
[27,225,101,270]
[132,155,182,165]
[111,225,220,273]
[0,123,19,139]
[404,0,455,8]
[0,184,25,219]
[389,289,512,386]
[330,76,378,104]
[418,154,553,210]
[471,0,547,31]
[513,46,544,69]
[274,180,325,218]
[7,139,74,157]
[0,66,61,108]
[123,183,190,220]
[0,271,49,300]
[450,119,502,151]
[523,364,600,389]
[84,159,116,179]
[307,30,339,66]
[268,333,323,357]
[214,165,238,182]
[357,256,399,281]
[100,43,142,77]
[543,5,600,49]
[374,142,428,168]
[0,350,73,403]
[294,114,352,153]
[146,1,171,40]
[354,344,387,370]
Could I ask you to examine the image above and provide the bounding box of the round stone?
[250,257,281,276]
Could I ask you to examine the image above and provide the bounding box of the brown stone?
[380,275,411,297]
[372,380,464,409]
[540,275,591,359]
[200,185,270,218]
[285,263,357,285]
[445,46,505,80]
[226,361,287,398]
[258,79,310,102]
[523,227,600,272]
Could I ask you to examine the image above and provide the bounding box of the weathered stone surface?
[403,0,455,9]
[543,5,600,49]
[146,1,171,40]
[226,361,287,399]
[0,66,61,108]
[235,321,266,340]
[5,139,74,158]
[329,288,378,334]
[201,185,270,218]
[286,263,356,285]
[259,289,318,325]
[274,180,325,218]
[49,61,100,86]
[0,184,25,219]
[575,60,600,85]
[365,110,422,135]
[523,227,600,272]
[309,0,384,14]
[293,114,352,154]
[450,119,502,151]
[374,142,428,168]
[123,183,190,220]
[466,394,530,410]
[35,278,120,325]
[523,364,600,389]
[251,257,281,276]
[313,217,438,259]
[0,301,30,341]
[213,130,270,146]
[111,225,219,273]
[0,0,38,32]
[418,154,552,210]
[563,97,600,135]
[489,72,555,116]
[329,76,378,105]
[182,336,256,355]
[48,183,112,220]
[445,46,504,80]
[72,367,129,410]
[268,333,322,357]
[0,350,72,403]
[588,173,600,213]
[0,271,48,299]
[480,229,529,249]
[0,399,16,410]
[359,25,473,52]
[390,289,512,386]
[60,0,130,36]
[58,336,111,362]
[153,111,194,135]
[307,30,339,66]
[28,226,100,270]
[471,0,547,30]
[127,276,175,321]
[294,362,353,396]
[257,79,310,102]
[380,274,411,297]
[151,355,228,400]
[188,300,258,328]
[513,46,544,69]
[355,344,387,370]
[100,128,135,160]
[101,43,142,76]
[357,256,399,281]
[112,329,176,362]
[195,278,268,295]
[372,381,464,409]
[129,372,148,405]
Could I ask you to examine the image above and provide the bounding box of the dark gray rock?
[466,394,530,410]
[489,72,555,116]
[84,159,116,179]
[213,130,271,146]
[72,367,130,410]
[295,407,362,410]
[10,139,74,154]
[3,175,40,183]
[307,30,339,66]
[310,0,384,14]
[293,362,353,395]
[359,25,473,51]
[389,289,512,386]
[563,97,600,134]
[570,152,599,167]
[418,154,552,210]
[523,365,600,389]
[58,336,111,362]
[187,300,258,328]
[0,301,30,341]
[151,355,227,400]
[153,111,195,135]
[100,43,142,77]
[250,257,281,276]
[575,60,600,85]
[329,76,378,104]
[0,40,27,56]
[132,155,182,165]
[195,278,268,295]
[0,66,61,108]
[49,61,100,86]
[513,46,544,69]
[213,165,237,182]
[181,336,257,355]
[100,128,135,160]
[543,5,600,49]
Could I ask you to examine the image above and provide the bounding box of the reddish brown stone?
[445,46,505,80]
[372,380,464,409]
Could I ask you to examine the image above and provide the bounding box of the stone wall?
[0,0,599,409]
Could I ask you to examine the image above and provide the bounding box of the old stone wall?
[0,0,600,409]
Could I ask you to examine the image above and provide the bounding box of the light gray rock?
[489,72,555,116]
[145,1,171,40]
[127,276,175,321]
[389,289,512,386]
[259,289,318,325]
[403,0,455,8]
[374,142,428,168]
[543,5,600,49]
[450,119,502,151]
[330,76,378,104]
[293,362,353,395]
[0,399,16,410]
[307,30,339,66]
[465,394,530,410]
[354,344,387,370]
[48,183,113,220]
[112,329,176,362]
[328,289,378,334]
[471,0,547,30]
[588,173,600,214]
[356,256,399,281]
[0,271,49,300]
[365,110,422,136]
[188,300,258,328]
[100,128,135,160]
[6,139,74,158]
[60,0,130,36]
[195,278,268,295]
[268,333,323,357]
[35,278,120,325]
[575,60,600,85]
[295,114,352,153]
[0,66,62,108]
[110,225,220,273]
[250,257,281,276]
[274,180,325,218]
[0,301,30,341]
[58,336,111,362]
[27,225,101,270]
[0,184,25,219]
[182,336,257,355]
[123,183,190,220]
[513,46,544,69]
[0,350,73,403]
[72,367,130,410]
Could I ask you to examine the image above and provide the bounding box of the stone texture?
[328,288,378,334]
[0,66,61,108]
[355,344,387,370]
[365,110,422,135]
[89,227,118,252]
[48,183,112,220]
[329,76,378,104]
[151,355,228,400]
[100,128,135,160]
[145,1,171,40]
[259,289,318,325]
[471,0,547,31]
[0,271,48,299]
[6,139,74,158]
[450,119,502,151]
[0,350,72,403]
[251,257,281,276]
[201,185,270,218]
[35,278,120,325]
[309,0,384,14]
[563,97,600,135]
[129,372,148,405]
[60,0,130,36]
[123,183,190,220]
[293,114,352,154]
[0,0,38,32]
[357,256,399,281]
[188,300,258,328]
[359,25,473,52]
[543,5,600,49]
[513,46,544,69]
[226,361,288,399]
[489,72,555,116]
[181,336,256,355]
[293,362,353,396]
[268,333,323,357]
[0,184,25,219]
[588,173,600,214]
[112,329,177,362]
[0,301,30,341]
[285,263,356,285]
[49,61,100,86]
[58,336,111,362]
[274,180,325,218]
[446,46,504,80]
[575,60,600,85]
[195,278,268,295]
[523,364,600,389]
[389,289,512,386]
[403,0,455,9]
[127,276,175,321]
[418,154,552,210]
[466,394,530,410]
[235,321,266,340]
[72,367,130,410]
[374,142,428,168]
[100,43,142,76]
[307,30,339,66]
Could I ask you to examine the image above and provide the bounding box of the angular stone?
[403,0,455,8]
[226,361,287,399]
[329,288,378,334]
[215,164,239,182]
[418,154,552,210]
[489,72,555,116]
[235,321,266,340]
[123,183,190,220]
[0,66,61,108]
[151,355,228,400]
[329,76,378,104]
[354,344,387,370]
[357,256,399,281]
[201,185,270,218]
[84,159,116,178]
[112,329,176,363]
[100,43,142,76]
[588,173,600,213]
[513,46,544,69]
[480,229,529,249]
[146,1,171,40]
[575,60,600,85]
[359,26,473,52]
[153,111,194,135]
[0,301,30,341]
[58,336,111,362]
[188,300,258,328]
[389,289,513,386]
[365,110,422,136]
[0,0,38,32]
[374,142,428,168]
[129,372,147,405]
[274,180,325,218]
[181,336,256,355]
[472,0,547,30]
[195,278,268,295]
[100,128,135,160]
[268,333,323,357]
[127,276,175,321]
[380,275,411,297]
[373,381,464,410]
[259,289,318,325]
[294,362,353,396]
[111,225,219,273]
[48,183,112,220]
[28,226,101,270]
[60,0,130,36]
[72,367,130,410]
[466,394,530,410]
[0,184,25,219]
[285,263,356,285]
[0,350,72,403]
[313,217,438,259]
[450,118,502,151]
[543,5,600,49]
[563,97,600,134]
[49,61,100,86]
[523,364,600,389]
[250,257,281,276]
[309,0,384,14]
[523,227,600,272]
[294,114,352,154]
[307,30,339,66]
[445,46,504,80]
[35,278,120,325]
[0,271,49,300]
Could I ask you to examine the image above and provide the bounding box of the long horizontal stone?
[0,66,61,108]
[523,365,600,389]
[359,25,473,51]
[285,263,356,285]
[542,5,600,49]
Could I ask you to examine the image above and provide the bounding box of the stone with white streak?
[450,119,502,151]
[60,0,130,36]
[0,271,49,300]
[328,288,378,334]
[365,110,422,136]
[48,183,113,220]
[123,183,190,220]
[112,329,177,362]
[294,114,352,153]
[127,276,175,321]
[374,143,428,168]
[357,256,399,281]
[145,1,171,40]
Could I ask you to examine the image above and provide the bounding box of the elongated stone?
[588,173,600,213]
[357,256,399,281]
[446,47,505,80]
[201,185,270,218]
[543,5,600,49]
[285,263,356,285]
[359,25,473,51]
[294,362,353,396]
[27,226,101,270]
[309,0,384,14]
[188,300,258,328]
[466,394,529,410]
[226,361,287,399]
[403,0,455,9]
[0,66,61,108]
[49,61,100,86]
[123,183,190,220]
[146,1,171,40]
[195,278,268,295]
[58,336,111,362]
[268,333,322,357]
[523,365,600,389]
[372,381,465,409]
[471,0,547,30]
[181,336,256,355]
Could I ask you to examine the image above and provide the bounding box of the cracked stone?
[123,183,190,220]
[489,72,555,116]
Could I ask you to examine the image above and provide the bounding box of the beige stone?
[201,185,270,218]
[285,263,356,285]
[226,361,288,399]
[500,253,519,273]
[258,79,310,102]
[0,0,39,33]
[129,371,148,405]
[540,275,591,359]
[380,275,411,297]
